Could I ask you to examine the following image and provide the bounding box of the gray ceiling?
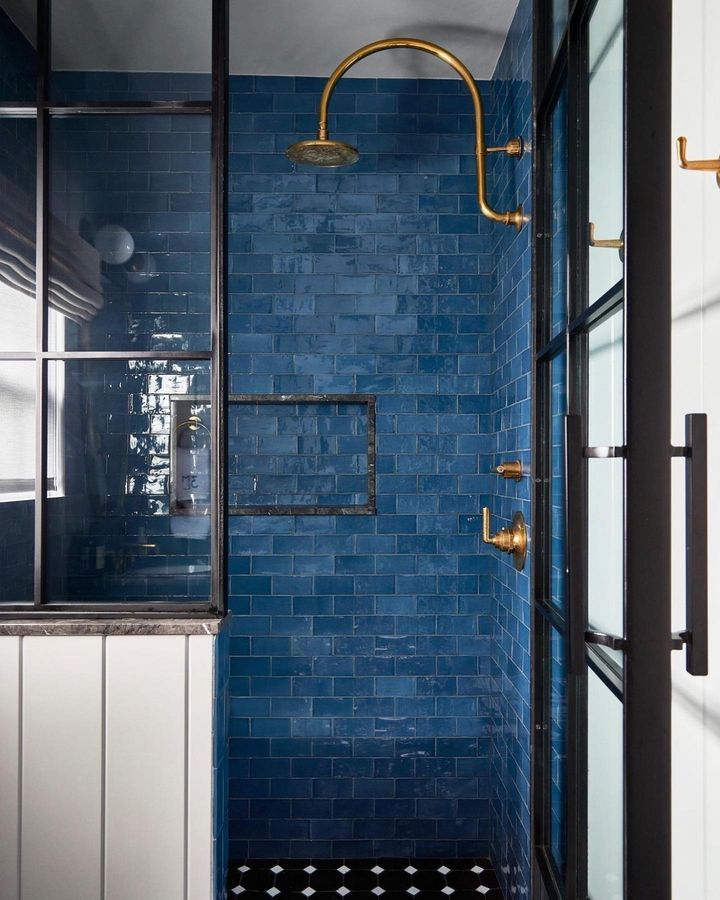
[4,0,519,79]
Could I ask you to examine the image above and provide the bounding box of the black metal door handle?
[565,415,585,676]
[672,414,709,676]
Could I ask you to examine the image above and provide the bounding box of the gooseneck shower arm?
[312,38,524,230]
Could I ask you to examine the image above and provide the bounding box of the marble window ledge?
[0,615,229,636]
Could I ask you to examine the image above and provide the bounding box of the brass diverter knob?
[482,507,528,571]
[493,460,522,480]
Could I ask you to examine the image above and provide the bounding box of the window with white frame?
[0,282,64,500]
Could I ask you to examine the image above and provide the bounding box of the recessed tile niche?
[228,394,376,515]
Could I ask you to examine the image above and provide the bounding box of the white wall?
[671,2,720,896]
[0,634,217,900]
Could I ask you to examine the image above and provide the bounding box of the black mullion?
[210,0,229,616]
[40,351,213,360]
[623,0,673,896]
[46,101,211,115]
[34,0,50,606]
[563,4,589,897]
[0,605,221,617]
[567,279,623,336]
[586,645,624,701]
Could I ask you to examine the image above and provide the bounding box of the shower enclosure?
[0,0,693,898]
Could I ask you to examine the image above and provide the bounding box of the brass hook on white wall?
[676,136,720,189]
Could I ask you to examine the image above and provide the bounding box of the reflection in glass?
[588,308,624,446]
[46,359,211,604]
[49,115,211,352]
[588,458,624,637]
[551,0,569,56]
[551,84,569,337]
[550,352,567,611]
[0,3,35,102]
[549,627,567,876]
[588,669,624,900]
[588,0,625,304]
[0,361,35,602]
[51,1,210,101]
[0,117,36,350]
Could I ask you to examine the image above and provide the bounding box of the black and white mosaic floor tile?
[228,858,503,900]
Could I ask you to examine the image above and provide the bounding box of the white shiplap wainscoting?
[0,632,222,900]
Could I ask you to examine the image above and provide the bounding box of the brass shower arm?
[315,38,525,230]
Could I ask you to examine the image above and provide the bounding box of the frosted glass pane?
[588,308,624,446]
[588,669,624,900]
[588,0,624,304]
[588,458,624,637]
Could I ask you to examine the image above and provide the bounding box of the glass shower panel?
[0,361,35,602]
[0,117,36,350]
[549,626,568,876]
[587,458,624,638]
[550,351,567,611]
[0,2,35,102]
[551,0,569,56]
[588,0,624,305]
[45,358,211,604]
[50,0,211,101]
[588,308,624,446]
[588,668,624,900]
[551,84,569,339]
[48,115,212,352]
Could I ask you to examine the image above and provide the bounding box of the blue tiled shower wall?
[226,71,500,860]
[488,0,533,896]
[0,0,533,885]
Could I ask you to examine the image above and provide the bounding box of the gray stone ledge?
[0,616,228,637]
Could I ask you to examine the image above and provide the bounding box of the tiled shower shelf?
[228,858,503,899]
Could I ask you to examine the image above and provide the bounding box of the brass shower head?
[285,37,525,229]
[286,138,360,167]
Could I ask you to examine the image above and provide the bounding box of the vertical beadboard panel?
[104,636,187,900]
[187,636,214,900]
[21,636,103,900]
[0,637,21,900]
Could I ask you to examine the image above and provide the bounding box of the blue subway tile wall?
[226,72,502,860]
[488,0,533,896]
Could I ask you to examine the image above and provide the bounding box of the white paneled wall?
[672,1,720,896]
[0,634,217,900]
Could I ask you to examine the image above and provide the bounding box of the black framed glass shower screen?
[533,0,673,898]
[0,0,228,616]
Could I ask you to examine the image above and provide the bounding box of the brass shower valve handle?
[482,507,528,571]
[493,460,523,480]
[486,137,524,158]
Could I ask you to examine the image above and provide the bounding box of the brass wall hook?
[492,460,523,481]
[589,223,625,261]
[676,136,720,189]
[482,507,527,571]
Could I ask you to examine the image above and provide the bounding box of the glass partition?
[51,0,211,101]
[46,359,211,605]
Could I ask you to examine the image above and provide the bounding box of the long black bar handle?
[684,413,709,676]
[566,415,585,676]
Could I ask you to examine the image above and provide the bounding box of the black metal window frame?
[228,394,377,517]
[0,0,229,619]
[532,0,672,898]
